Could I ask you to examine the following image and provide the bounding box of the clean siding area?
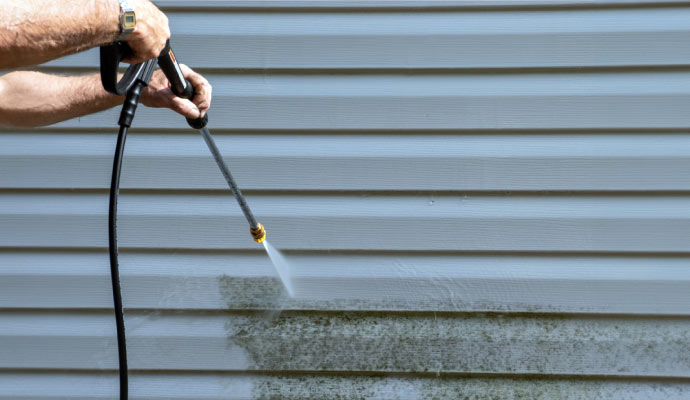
[2,1,690,398]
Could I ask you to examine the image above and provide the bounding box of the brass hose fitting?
[250,222,266,243]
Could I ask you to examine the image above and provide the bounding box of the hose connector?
[250,222,266,243]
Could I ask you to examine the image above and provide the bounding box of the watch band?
[117,0,136,41]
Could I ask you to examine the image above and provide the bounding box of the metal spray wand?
[158,42,266,243]
[198,126,266,242]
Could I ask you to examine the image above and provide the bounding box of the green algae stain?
[250,375,690,400]
[222,308,690,376]
[216,275,690,399]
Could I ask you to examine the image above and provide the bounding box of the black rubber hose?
[109,123,129,400]
[107,62,153,400]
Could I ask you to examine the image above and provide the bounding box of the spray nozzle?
[250,223,266,243]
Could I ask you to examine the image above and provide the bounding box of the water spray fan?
[100,39,265,400]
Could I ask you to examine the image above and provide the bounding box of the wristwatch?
[116,0,136,41]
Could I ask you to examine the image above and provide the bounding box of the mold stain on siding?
[218,277,690,376]
[250,375,690,400]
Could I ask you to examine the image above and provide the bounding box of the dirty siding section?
[2,0,690,398]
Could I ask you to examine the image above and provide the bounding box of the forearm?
[0,71,123,127]
[0,0,119,69]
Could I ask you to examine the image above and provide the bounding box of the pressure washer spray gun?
[100,40,266,244]
[100,40,265,400]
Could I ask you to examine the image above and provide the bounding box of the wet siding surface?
[2,1,690,398]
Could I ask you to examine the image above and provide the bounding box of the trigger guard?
[100,42,146,96]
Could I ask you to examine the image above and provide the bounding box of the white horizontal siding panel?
[2,312,689,376]
[2,372,690,400]
[44,7,690,69]
[4,193,690,252]
[48,71,690,130]
[4,1,690,393]
[4,132,690,191]
[1,252,690,314]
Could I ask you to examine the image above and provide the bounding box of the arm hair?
[0,71,122,127]
[0,0,119,69]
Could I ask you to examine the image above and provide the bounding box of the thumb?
[170,97,201,119]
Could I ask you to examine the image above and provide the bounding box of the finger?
[123,35,167,65]
[139,76,173,109]
[149,70,169,89]
[149,87,176,109]
[121,50,156,65]
[179,64,209,101]
[170,97,201,119]
[179,64,212,115]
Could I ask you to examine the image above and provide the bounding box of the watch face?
[123,12,136,29]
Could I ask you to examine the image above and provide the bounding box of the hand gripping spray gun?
[100,40,266,399]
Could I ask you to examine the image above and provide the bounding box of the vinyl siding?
[1,1,690,399]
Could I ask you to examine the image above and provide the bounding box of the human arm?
[0,0,170,69]
[0,71,120,127]
[0,67,212,128]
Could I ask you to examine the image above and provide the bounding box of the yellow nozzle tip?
[250,223,266,243]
